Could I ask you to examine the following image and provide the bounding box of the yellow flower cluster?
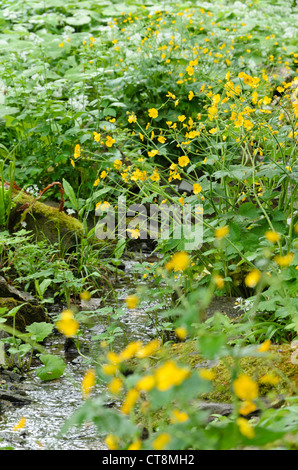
[74,144,81,159]
[81,369,96,399]
[56,309,79,338]
[215,225,229,239]
[165,251,190,272]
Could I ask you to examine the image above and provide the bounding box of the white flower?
[66,208,76,215]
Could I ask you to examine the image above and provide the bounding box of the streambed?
[0,259,165,450]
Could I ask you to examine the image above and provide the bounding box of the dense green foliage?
[0,0,297,451]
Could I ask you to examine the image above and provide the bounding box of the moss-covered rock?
[169,340,298,403]
[9,190,84,251]
[0,297,51,333]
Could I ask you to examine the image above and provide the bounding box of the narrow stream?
[0,258,166,450]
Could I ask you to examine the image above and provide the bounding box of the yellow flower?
[166,91,176,100]
[135,375,156,391]
[265,230,281,243]
[13,417,27,431]
[175,326,187,340]
[251,90,258,104]
[259,373,280,385]
[108,377,123,394]
[186,65,194,76]
[113,159,122,170]
[239,400,257,416]
[136,339,161,358]
[209,127,218,134]
[208,105,218,121]
[245,269,261,288]
[199,369,216,381]
[212,93,221,105]
[107,351,122,365]
[130,168,147,182]
[105,434,119,450]
[128,113,137,123]
[125,295,139,309]
[263,96,272,105]
[56,309,79,338]
[215,225,229,239]
[187,129,199,139]
[121,388,139,414]
[243,119,254,131]
[128,439,142,450]
[168,171,181,182]
[233,374,258,401]
[93,178,100,187]
[148,149,159,158]
[234,113,244,128]
[119,341,142,361]
[158,135,166,144]
[96,201,111,212]
[106,136,115,147]
[80,291,91,301]
[165,251,190,272]
[274,252,294,267]
[74,144,81,159]
[154,360,190,391]
[258,339,271,352]
[188,90,194,101]
[100,170,108,179]
[153,433,171,450]
[93,131,101,142]
[102,363,119,376]
[213,274,224,289]
[178,155,190,167]
[178,115,186,122]
[148,108,158,119]
[127,228,141,239]
[171,409,189,423]
[150,169,160,182]
[193,183,202,194]
[59,42,64,48]
[237,418,255,438]
[81,369,96,399]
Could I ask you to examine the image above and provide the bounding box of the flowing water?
[0,258,166,450]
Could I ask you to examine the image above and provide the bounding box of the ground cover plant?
[0,0,298,450]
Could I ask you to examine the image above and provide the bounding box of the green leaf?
[26,322,54,342]
[63,178,78,210]
[18,343,32,356]
[238,202,261,219]
[35,354,66,381]
[65,15,91,26]
[113,239,126,259]
[197,333,227,360]
[5,303,26,317]
[0,106,19,118]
